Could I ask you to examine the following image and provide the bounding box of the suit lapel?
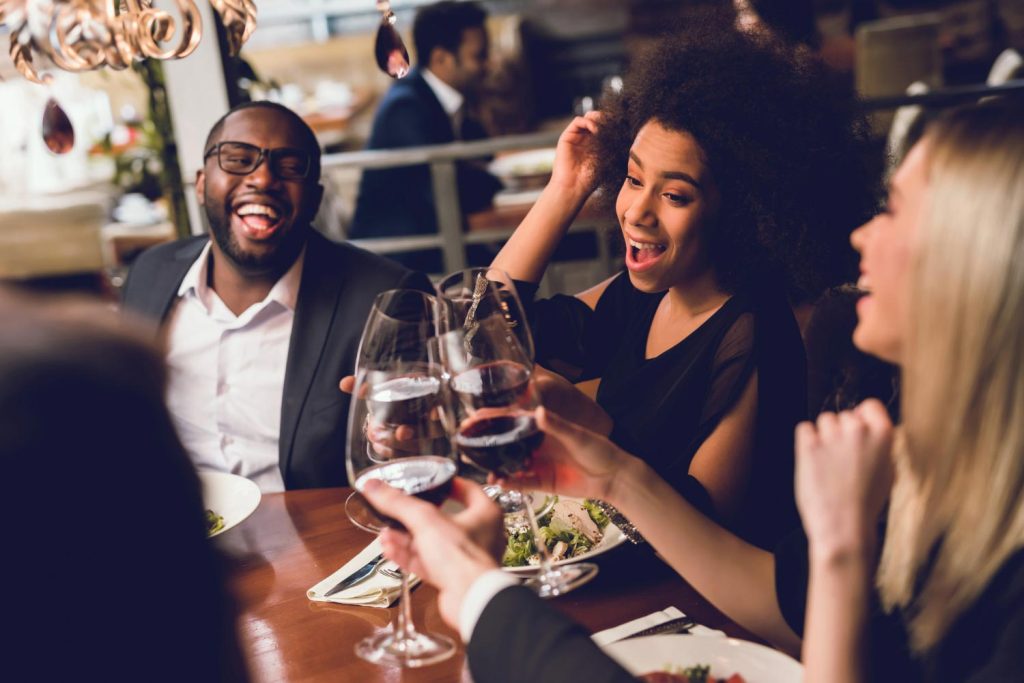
[154,238,208,323]
[279,231,349,486]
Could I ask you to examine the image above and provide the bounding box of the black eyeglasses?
[204,141,313,180]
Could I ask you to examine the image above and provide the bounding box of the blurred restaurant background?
[2,0,1023,297]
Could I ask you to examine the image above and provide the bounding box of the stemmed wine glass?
[436,272,598,598]
[436,268,539,513]
[345,289,457,667]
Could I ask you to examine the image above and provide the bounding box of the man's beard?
[206,206,307,278]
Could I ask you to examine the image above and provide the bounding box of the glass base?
[345,491,385,534]
[524,561,599,599]
[355,627,457,668]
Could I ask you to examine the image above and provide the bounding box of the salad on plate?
[502,496,611,567]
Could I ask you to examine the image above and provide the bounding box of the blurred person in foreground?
[350,0,503,272]
[362,101,1024,682]
[1,290,248,682]
[491,21,877,550]
[122,101,431,493]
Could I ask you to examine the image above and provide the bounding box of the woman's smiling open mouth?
[625,235,667,272]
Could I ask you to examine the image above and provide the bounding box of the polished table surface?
[222,488,758,683]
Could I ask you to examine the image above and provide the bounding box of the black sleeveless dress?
[522,272,805,549]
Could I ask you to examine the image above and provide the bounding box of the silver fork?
[378,563,403,580]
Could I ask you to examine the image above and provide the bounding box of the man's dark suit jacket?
[121,229,432,489]
[350,67,502,241]
[467,586,636,683]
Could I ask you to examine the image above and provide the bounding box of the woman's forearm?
[492,183,592,283]
[610,457,803,656]
[801,545,875,683]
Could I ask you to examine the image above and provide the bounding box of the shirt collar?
[422,67,464,117]
[177,239,306,314]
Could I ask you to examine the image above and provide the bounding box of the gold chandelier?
[0,0,257,84]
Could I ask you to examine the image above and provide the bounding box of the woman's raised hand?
[503,405,631,503]
[531,365,613,436]
[795,399,895,559]
[548,111,603,196]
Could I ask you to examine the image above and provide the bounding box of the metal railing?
[320,79,1024,275]
[321,129,616,275]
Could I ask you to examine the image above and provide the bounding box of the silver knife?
[620,616,697,640]
[324,553,385,597]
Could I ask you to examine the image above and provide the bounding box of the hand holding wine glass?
[363,476,505,628]
[502,406,633,503]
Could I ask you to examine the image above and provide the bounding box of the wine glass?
[436,297,598,598]
[435,267,535,362]
[345,289,457,667]
[436,268,541,514]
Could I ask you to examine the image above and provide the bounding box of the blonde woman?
[361,101,1024,683]
[796,100,1024,682]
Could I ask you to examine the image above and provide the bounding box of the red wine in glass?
[451,360,530,409]
[456,413,543,477]
[366,374,441,425]
[353,456,457,529]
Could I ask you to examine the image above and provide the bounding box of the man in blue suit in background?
[350,0,503,272]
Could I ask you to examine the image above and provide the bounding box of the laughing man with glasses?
[122,101,432,493]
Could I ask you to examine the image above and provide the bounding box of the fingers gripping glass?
[204,141,312,180]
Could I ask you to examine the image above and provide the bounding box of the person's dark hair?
[204,100,322,182]
[749,0,820,48]
[0,292,248,681]
[413,0,487,65]
[593,20,878,301]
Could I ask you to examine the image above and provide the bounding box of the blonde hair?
[877,102,1024,651]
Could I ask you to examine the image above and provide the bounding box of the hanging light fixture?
[0,0,257,85]
[1,1,256,154]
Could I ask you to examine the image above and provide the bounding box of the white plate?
[199,471,261,538]
[604,634,803,683]
[502,496,627,574]
[488,148,557,178]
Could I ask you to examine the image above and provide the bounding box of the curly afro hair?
[593,21,879,301]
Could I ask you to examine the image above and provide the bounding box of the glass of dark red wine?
[435,268,541,513]
[436,280,598,598]
[345,289,457,667]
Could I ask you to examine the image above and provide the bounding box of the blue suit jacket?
[350,67,502,240]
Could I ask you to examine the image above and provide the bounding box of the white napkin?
[591,606,725,646]
[307,538,419,608]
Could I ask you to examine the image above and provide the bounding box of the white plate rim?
[501,495,627,573]
[199,471,261,538]
[603,634,803,682]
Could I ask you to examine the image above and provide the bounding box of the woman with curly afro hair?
[493,19,877,550]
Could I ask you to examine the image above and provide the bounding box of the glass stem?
[523,496,558,579]
[396,569,414,646]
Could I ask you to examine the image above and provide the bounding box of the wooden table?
[223,488,757,683]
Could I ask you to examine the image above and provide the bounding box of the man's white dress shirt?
[164,242,305,493]
[421,67,466,138]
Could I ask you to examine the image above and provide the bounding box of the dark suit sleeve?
[467,586,637,683]
[120,244,159,313]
